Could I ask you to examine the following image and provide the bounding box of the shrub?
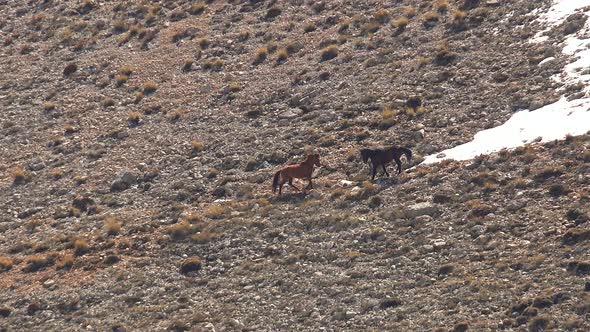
[202,58,223,71]
[119,65,133,76]
[435,0,450,13]
[373,9,390,23]
[166,220,192,241]
[127,111,140,125]
[423,11,440,24]
[360,21,380,35]
[253,47,268,64]
[74,239,89,256]
[403,6,416,18]
[0,257,13,272]
[142,81,157,94]
[115,74,128,86]
[134,92,143,104]
[112,19,128,33]
[63,63,77,76]
[188,2,205,15]
[320,45,338,61]
[393,17,409,29]
[55,255,74,270]
[182,58,194,72]
[204,205,226,219]
[168,109,184,122]
[452,9,467,21]
[191,140,205,152]
[180,257,201,274]
[276,48,289,63]
[304,22,316,33]
[101,97,115,108]
[10,167,27,185]
[42,102,56,111]
[22,254,55,272]
[104,217,121,236]
[197,37,209,49]
[191,230,216,244]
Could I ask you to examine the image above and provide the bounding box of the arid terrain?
[1,0,589,331]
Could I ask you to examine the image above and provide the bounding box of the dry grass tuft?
[104,217,121,236]
[142,81,158,94]
[188,2,206,15]
[182,58,194,72]
[320,45,338,61]
[373,9,390,24]
[0,256,13,272]
[10,167,27,185]
[74,239,89,256]
[204,205,227,219]
[253,47,268,64]
[55,254,74,270]
[128,111,141,125]
[403,6,416,18]
[43,102,56,111]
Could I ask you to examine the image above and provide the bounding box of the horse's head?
[310,154,321,167]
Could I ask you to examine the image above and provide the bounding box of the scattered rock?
[405,202,440,218]
[379,298,402,309]
[17,206,43,219]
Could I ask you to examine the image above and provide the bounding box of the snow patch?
[423,0,590,165]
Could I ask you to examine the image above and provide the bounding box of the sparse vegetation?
[142,81,158,94]
[0,257,13,272]
[320,45,338,61]
[104,217,121,236]
[253,47,268,64]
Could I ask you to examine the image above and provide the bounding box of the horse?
[272,154,321,195]
[360,146,412,180]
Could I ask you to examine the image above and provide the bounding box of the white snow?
[423,0,590,164]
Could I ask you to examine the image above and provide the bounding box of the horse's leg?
[394,157,402,174]
[372,164,377,180]
[288,177,300,191]
[305,177,313,190]
[382,164,390,177]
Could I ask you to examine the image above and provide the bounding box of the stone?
[17,207,43,219]
[405,202,440,218]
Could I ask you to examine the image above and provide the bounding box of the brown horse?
[360,146,412,180]
[272,154,321,195]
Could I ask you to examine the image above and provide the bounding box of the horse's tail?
[272,170,281,193]
[400,147,412,161]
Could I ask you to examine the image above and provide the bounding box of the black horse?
[360,146,412,180]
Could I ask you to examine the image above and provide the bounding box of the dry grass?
[0,256,13,272]
[23,254,55,272]
[435,0,450,12]
[103,97,115,107]
[403,6,416,18]
[74,239,89,256]
[276,48,289,63]
[182,58,194,72]
[204,205,227,219]
[304,22,316,33]
[320,45,338,61]
[188,2,206,15]
[191,140,205,152]
[253,47,268,64]
[423,11,440,23]
[128,111,141,124]
[452,9,467,21]
[55,254,74,270]
[10,167,27,185]
[142,81,158,94]
[43,102,56,111]
[104,217,121,236]
[393,17,409,29]
[115,74,128,86]
[373,9,390,24]
[166,220,193,241]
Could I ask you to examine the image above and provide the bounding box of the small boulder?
[405,202,440,218]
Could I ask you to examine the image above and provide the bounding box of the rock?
[279,108,303,119]
[470,225,486,237]
[379,298,402,309]
[405,202,440,218]
[111,171,137,192]
[27,162,45,171]
[0,307,11,318]
[17,206,43,219]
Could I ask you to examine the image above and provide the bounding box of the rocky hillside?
[1,0,589,331]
